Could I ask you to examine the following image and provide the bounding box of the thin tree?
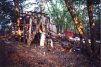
[87,0,97,53]
[13,0,21,36]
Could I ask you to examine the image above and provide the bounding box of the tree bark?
[64,0,92,55]
[13,0,21,36]
[87,0,96,53]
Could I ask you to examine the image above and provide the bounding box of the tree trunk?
[56,25,60,33]
[64,0,84,36]
[13,0,21,36]
[27,17,32,46]
[87,0,96,53]
[64,0,92,55]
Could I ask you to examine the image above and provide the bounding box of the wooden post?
[40,13,46,47]
[27,16,33,46]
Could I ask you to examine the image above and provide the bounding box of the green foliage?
[46,0,74,33]
[0,0,100,34]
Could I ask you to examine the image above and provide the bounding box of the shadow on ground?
[0,39,100,67]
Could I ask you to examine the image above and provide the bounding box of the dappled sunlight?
[17,28,22,36]
[0,0,100,67]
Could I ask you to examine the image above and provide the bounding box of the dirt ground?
[0,37,100,67]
